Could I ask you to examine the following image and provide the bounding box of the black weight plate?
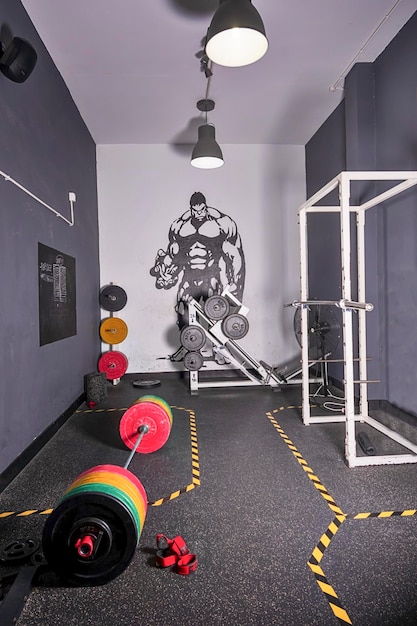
[222,314,249,340]
[180,325,206,351]
[183,351,204,371]
[42,493,138,586]
[30,551,48,566]
[99,284,128,312]
[204,295,230,321]
[132,379,161,388]
[0,538,40,564]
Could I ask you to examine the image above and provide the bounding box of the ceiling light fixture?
[191,99,224,169]
[205,0,268,68]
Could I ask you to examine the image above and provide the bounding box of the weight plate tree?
[99,284,128,312]
[99,283,129,384]
[42,396,172,586]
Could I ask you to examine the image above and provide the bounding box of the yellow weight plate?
[99,317,128,345]
[67,472,145,523]
[67,472,146,529]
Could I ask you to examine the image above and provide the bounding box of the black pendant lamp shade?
[205,0,268,67]
[191,124,224,169]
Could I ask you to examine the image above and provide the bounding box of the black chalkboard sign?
[38,243,76,346]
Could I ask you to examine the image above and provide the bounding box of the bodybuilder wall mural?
[150,191,246,328]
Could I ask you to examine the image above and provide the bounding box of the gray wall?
[305,11,417,417]
[0,0,100,473]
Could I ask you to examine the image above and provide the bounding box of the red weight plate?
[98,351,128,380]
[75,465,148,512]
[66,471,146,533]
[119,401,171,454]
[137,395,173,426]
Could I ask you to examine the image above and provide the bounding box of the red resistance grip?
[154,534,198,575]
[177,553,198,576]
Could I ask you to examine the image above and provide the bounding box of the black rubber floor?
[0,374,416,625]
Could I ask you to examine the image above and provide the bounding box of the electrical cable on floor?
[322,401,344,413]
[311,385,345,412]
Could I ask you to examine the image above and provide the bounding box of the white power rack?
[298,170,417,467]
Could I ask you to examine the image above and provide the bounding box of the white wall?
[96,144,305,373]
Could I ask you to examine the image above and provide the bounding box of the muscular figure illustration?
[150,191,245,324]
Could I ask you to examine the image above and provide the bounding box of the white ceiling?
[21,0,417,146]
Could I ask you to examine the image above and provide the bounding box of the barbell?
[42,395,172,586]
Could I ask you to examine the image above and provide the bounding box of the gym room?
[0,1,416,624]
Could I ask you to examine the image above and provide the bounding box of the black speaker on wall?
[0,36,37,83]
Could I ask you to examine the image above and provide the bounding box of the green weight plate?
[76,465,148,512]
[66,475,146,532]
[61,483,142,534]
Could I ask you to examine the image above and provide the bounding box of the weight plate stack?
[0,538,40,564]
[42,465,147,586]
[119,397,172,454]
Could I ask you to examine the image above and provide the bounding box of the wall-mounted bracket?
[0,169,76,226]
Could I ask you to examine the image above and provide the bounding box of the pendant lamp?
[191,123,224,169]
[205,0,268,67]
[191,99,224,169]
